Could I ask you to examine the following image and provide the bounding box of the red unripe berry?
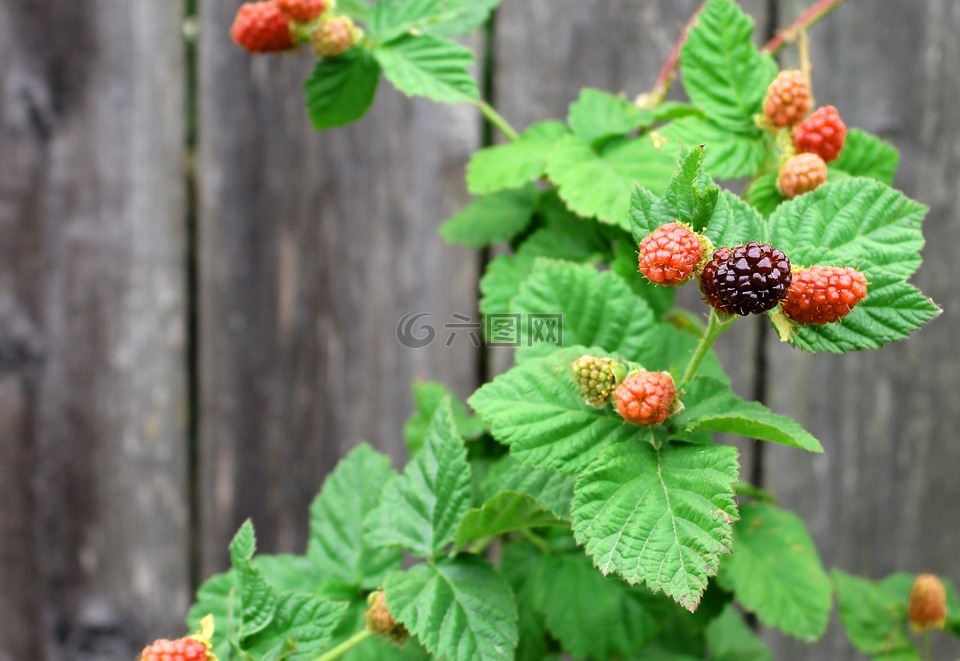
[276,0,326,22]
[231,2,294,53]
[781,266,867,325]
[763,70,812,128]
[638,222,708,286]
[614,371,676,426]
[778,153,828,199]
[794,106,847,162]
[908,574,948,632]
[140,637,209,661]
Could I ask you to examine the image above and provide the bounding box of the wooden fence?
[1,1,958,659]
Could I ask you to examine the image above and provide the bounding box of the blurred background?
[1,0,957,659]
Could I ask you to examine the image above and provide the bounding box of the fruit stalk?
[314,629,374,661]
[761,0,848,54]
[476,100,519,142]
[680,310,735,387]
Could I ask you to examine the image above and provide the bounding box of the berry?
[763,70,812,128]
[781,266,867,324]
[778,153,828,199]
[700,242,792,316]
[231,2,294,53]
[276,0,326,22]
[572,355,626,408]
[908,574,948,632]
[638,222,711,286]
[366,591,410,643]
[140,638,209,661]
[310,16,358,57]
[794,105,847,162]
[614,371,676,427]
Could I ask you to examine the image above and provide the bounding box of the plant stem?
[519,528,550,554]
[315,629,374,661]
[476,99,520,142]
[680,310,735,387]
[761,0,848,55]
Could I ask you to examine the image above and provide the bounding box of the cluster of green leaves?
[192,0,948,658]
[305,0,500,129]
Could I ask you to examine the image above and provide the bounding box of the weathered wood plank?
[0,1,190,659]
[766,1,960,658]
[197,6,481,575]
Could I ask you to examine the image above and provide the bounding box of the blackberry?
[700,242,792,316]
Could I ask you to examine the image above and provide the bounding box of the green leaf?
[304,49,381,131]
[568,88,647,143]
[499,542,554,661]
[571,441,740,611]
[481,455,575,519]
[784,271,940,353]
[703,189,766,247]
[336,0,372,20]
[660,147,720,231]
[674,377,823,452]
[365,399,472,558]
[469,347,650,474]
[188,571,240,661]
[424,0,501,37]
[658,117,769,179]
[375,34,478,104]
[466,121,567,195]
[440,185,538,248]
[706,605,773,661]
[534,552,663,658]
[768,177,927,279]
[833,570,917,656]
[546,133,676,229]
[385,556,519,661]
[744,171,783,218]
[455,491,562,550]
[405,380,485,453]
[243,593,349,660]
[679,0,777,130]
[229,521,279,640]
[308,444,403,590]
[511,259,658,361]
[368,0,461,41]
[717,502,832,640]
[832,129,899,185]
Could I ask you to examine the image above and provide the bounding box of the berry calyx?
[638,222,712,286]
[778,153,828,199]
[780,266,867,324]
[763,70,812,128]
[310,16,360,58]
[140,638,209,661]
[794,105,847,162]
[614,371,676,427]
[572,355,626,408]
[366,590,410,643]
[700,242,792,316]
[908,574,948,632]
[231,2,295,53]
[276,0,326,22]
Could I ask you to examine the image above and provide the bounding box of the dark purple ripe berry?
[700,242,792,315]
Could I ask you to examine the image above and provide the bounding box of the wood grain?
[765,1,960,658]
[0,1,189,659]
[196,4,481,575]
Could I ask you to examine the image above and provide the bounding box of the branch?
[637,4,704,108]
[761,0,849,54]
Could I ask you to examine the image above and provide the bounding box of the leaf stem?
[315,629,374,661]
[680,310,735,387]
[761,0,848,55]
[519,528,550,554]
[476,99,520,142]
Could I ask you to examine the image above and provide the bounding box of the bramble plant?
[143,0,960,660]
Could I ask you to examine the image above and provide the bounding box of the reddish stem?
[761,0,848,54]
[640,5,704,107]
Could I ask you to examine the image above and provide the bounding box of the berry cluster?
[231,0,360,58]
[763,70,848,198]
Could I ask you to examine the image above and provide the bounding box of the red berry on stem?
[614,371,676,426]
[908,574,948,632]
[794,105,847,162]
[763,70,812,128]
[311,16,358,57]
[778,153,828,198]
[781,265,867,324]
[700,242,792,316]
[140,638,209,661]
[638,222,709,286]
[231,2,294,53]
[277,0,326,22]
